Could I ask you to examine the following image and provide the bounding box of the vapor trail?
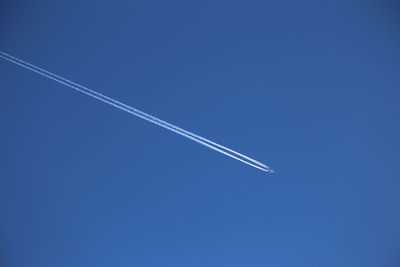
[0,51,273,173]
[1,51,269,169]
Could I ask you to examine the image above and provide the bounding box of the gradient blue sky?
[1,1,400,266]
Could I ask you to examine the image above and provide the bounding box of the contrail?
[0,51,273,173]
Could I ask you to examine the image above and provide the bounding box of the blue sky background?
[1,1,399,266]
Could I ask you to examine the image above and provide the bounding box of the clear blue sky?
[1,1,399,266]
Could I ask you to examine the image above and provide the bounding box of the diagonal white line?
[0,51,273,173]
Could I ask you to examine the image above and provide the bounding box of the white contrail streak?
[0,51,273,173]
[0,51,269,169]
